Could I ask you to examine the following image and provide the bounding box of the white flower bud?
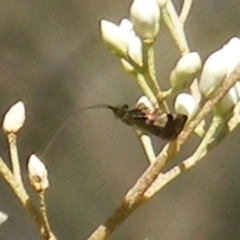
[200,37,240,98]
[199,48,229,98]
[100,19,128,57]
[128,35,143,66]
[119,18,134,35]
[2,101,26,133]
[0,211,8,225]
[174,93,198,117]
[174,93,205,137]
[28,154,49,192]
[216,81,240,115]
[119,18,143,67]
[130,0,160,42]
[170,52,202,90]
[136,95,154,112]
[223,37,240,75]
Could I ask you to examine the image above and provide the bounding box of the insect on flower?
[40,96,187,156]
[86,96,188,141]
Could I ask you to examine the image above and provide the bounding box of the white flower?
[28,154,49,192]
[170,52,202,90]
[119,18,135,36]
[199,37,240,98]
[100,19,129,57]
[0,211,8,225]
[2,101,26,133]
[119,19,143,66]
[130,0,160,42]
[199,48,229,98]
[136,95,154,112]
[127,35,143,66]
[174,93,205,137]
[101,18,143,68]
[216,82,240,115]
[174,93,198,117]
[223,37,240,75]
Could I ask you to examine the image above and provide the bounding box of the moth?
[87,96,187,141]
[40,96,187,155]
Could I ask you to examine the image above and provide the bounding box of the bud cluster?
[100,0,160,72]
[199,37,240,115]
[100,0,240,138]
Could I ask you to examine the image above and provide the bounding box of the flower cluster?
[100,0,240,126]
[100,0,160,72]
[199,38,240,115]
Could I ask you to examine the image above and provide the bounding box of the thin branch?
[7,133,24,189]
[144,114,223,198]
[141,43,169,113]
[0,156,45,237]
[145,110,240,198]
[134,72,159,107]
[87,63,240,240]
[159,0,201,102]
[136,131,156,164]
[177,63,240,150]
[179,0,193,23]
[160,0,189,55]
[39,192,57,240]
[142,43,160,95]
[87,142,174,240]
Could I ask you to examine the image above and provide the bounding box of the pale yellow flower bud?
[216,82,240,115]
[28,154,49,192]
[136,95,154,112]
[0,211,8,225]
[100,19,128,57]
[2,101,26,134]
[130,0,160,42]
[174,93,198,117]
[170,52,202,90]
[199,48,229,98]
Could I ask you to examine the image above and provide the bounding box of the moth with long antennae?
[42,96,187,156]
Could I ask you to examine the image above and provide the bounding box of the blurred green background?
[0,0,240,239]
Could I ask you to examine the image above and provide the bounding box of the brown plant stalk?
[87,64,240,240]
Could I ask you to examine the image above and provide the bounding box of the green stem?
[179,0,193,23]
[134,73,158,106]
[135,128,156,165]
[142,43,168,112]
[145,114,223,198]
[160,0,189,55]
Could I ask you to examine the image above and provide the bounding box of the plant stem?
[7,133,24,189]
[160,0,189,55]
[144,113,236,198]
[180,0,193,23]
[136,130,156,164]
[39,191,57,240]
[0,156,45,237]
[87,63,240,240]
[134,73,158,106]
[142,43,168,113]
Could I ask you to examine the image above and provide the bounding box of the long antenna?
[40,103,114,157]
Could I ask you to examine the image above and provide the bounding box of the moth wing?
[158,114,187,140]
